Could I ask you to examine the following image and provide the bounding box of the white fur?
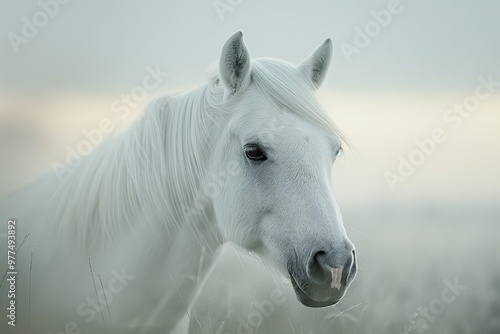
[0,33,354,333]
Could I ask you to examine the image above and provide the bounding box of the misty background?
[1,0,499,333]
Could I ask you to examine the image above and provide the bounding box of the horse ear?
[219,31,251,95]
[298,38,333,89]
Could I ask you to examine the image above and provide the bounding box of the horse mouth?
[289,271,340,308]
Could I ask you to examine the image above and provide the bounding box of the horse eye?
[244,145,267,161]
[335,147,343,159]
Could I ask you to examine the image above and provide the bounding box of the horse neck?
[52,83,226,254]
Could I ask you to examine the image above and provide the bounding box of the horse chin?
[289,272,343,308]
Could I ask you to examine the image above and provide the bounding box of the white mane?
[51,58,343,249]
[0,34,357,331]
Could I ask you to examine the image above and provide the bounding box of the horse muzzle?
[289,249,357,307]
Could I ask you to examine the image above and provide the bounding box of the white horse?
[0,32,356,333]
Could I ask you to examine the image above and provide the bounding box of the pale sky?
[1,0,499,203]
[1,0,499,93]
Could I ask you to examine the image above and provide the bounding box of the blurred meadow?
[1,1,499,333]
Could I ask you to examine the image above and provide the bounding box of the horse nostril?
[350,249,357,273]
[337,249,355,282]
[307,249,357,286]
[307,250,329,285]
[316,250,327,258]
[309,250,326,273]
